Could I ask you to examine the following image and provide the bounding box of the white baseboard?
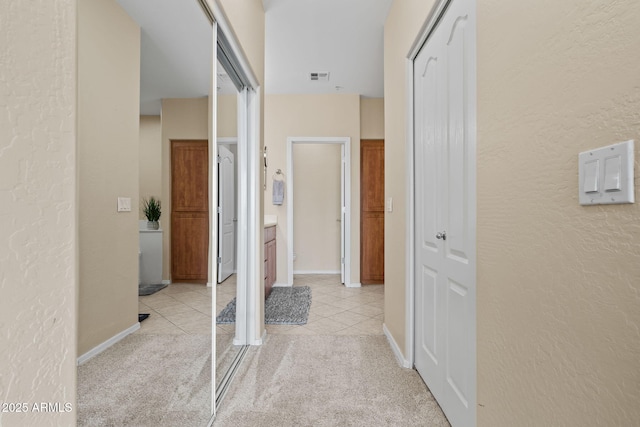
[293,270,341,275]
[346,282,361,288]
[272,282,291,287]
[383,323,412,368]
[77,322,140,366]
[162,279,171,285]
[250,329,267,345]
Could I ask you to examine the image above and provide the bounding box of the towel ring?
[273,169,285,180]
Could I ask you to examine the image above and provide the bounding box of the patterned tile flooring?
[138,274,384,337]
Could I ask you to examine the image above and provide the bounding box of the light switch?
[386,197,393,212]
[604,155,621,192]
[579,140,634,205]
[583,160,599,193]
[117,197,132,212]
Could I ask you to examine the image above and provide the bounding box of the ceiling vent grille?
[310,72,330,82]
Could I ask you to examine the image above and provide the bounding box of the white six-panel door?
[414,0,476,426]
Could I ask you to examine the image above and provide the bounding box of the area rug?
[138,283,167,296]
[216,286,312,325]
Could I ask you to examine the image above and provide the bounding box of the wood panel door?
[171,140,209,283]
[360,139,384,284]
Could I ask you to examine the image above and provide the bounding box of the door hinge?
[217,155,221,163]
[217,206,222,214]
[341,257,345,264]
[217,256,222,263]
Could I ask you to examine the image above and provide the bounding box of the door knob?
[436,231,447,240]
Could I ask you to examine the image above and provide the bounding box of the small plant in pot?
[142,197,161,230]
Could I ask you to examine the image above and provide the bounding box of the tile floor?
[138,274,384,337]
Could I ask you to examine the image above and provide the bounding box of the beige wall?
[384,0,436,355]
[386,0,640,425]
[139,115,162,219]
[264,94,361,285]
[77,0,140,357]
[360,97,385,139]
[218,94,238,137]
[476,1,640,425]
[293,144,342,272]
[0,1,77,425]
[160,98,209,281]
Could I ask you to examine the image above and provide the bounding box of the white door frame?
[286,137,353,287]
[405,1,477,424]
[217,137,238,276]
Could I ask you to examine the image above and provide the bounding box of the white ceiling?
[117,0,392,115]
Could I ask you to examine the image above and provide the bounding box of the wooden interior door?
[171,140,209,283]
[360,139,385,285]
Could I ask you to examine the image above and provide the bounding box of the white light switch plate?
[579,140,634,205]
[117,197,132,212]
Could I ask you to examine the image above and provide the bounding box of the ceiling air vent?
[309,72,330,82]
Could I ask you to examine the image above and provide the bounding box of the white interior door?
[218,144,235,283]
[413,0,476,426]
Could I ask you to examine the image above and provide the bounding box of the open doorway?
[286,137,352,287]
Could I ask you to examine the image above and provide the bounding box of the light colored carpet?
[214,335,450,427]
[216,333,241,387]
[77,334,212,427]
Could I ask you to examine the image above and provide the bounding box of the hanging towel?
[272,179,285,205]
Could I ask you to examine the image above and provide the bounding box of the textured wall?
[476,0,640,425]
[0,1,77,426]
[77,0,140,356]
[360,97,385,139]
[383,0,437,356]
[264,94,362,285]
[385,0,640,425]
[139,116,162,220]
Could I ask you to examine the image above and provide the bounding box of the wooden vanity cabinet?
[264,226,276,299]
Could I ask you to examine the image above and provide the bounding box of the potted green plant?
[142,197,161,230]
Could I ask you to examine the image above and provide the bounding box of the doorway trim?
[286,137,353,287]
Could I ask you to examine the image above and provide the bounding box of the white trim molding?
[286,137,352,287]
[293,270,341,275]
[77,322,140,366]
[383,324,411,369]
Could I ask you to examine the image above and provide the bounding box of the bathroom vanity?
[264,222,276,299]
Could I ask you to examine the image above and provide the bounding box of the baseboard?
[272,282,291,287]
[293,270,341,275]
[250,329,267,345]
[77,322,140,366]
[346,282,361,288]
[162,279,171,285]
[383,323,412,368]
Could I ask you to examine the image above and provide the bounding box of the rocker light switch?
[583,160,599,193]
[604,156,621,192]
[579,140,634,205]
